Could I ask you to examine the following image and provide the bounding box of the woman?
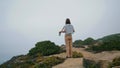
[59,18,75,58]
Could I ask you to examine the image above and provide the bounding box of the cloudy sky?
[0,0,120,64]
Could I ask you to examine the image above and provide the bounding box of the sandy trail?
[73,48,120,62]
[53,58,83,68]
[52,48,120,68]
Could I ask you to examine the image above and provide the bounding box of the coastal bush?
[28,41,61,56]
[73,37,96,48]
[83,58,98,68]
[73,40,84,47]
[112,57,120,67]
[83,37,96,45]
[72,51,83,58]
[34,56,65,68]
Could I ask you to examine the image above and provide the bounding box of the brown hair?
[65,18,71,24]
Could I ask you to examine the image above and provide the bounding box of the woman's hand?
[59,31,62,33]
[60,31,66,33]
[59,31,61,36]
[59,31,65,36]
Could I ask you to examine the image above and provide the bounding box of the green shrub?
[112,57,120,66]
[83,58,98,68]
[28,41,61,56]
[73,40,83,47]
[83,37,96,45]
[0,61,34,68]
[73,38,96,48]
[72,51,83,58]
[34,56,65,68]
[88,41,120,52]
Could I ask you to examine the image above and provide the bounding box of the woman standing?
[59,18,75,58]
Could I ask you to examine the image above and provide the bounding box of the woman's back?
[64,24,74,34]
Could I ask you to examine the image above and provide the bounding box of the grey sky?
[0,0,120,64]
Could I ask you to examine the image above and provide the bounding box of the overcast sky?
[0,0,120,64]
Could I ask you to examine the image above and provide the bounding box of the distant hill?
[88,33,120,52]
[98,33,120,42]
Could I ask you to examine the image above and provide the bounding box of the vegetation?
[83,58,98,68]
[73,40,84,47]
[73,37,96,48]
[83,59,112,68]
[28,40,61,56]
[112,56,120,67]
[83,37,96,45]
[0,40,65,68]
[72,51,83,58]
[87,33,120,52]
[35,56,65,68]
[0,55,65,68]
[1,33,120,68]
[0,55,35,68]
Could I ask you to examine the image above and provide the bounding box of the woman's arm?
[59,26,66,33]
[60,31,66,33]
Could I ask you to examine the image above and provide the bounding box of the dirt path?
[73,48,120,62]
[53,58,83,68]
[52,48,120,68]
[52,48,84,68]
[72,48,95,60]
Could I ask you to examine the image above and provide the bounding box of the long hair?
[65,18,71,24]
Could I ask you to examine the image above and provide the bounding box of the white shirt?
[63,24,74,34]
